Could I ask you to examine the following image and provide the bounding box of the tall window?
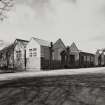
[29,48,37,57]
[91,56,94,62]
[87,56,90,61]
[16,50,21,59]
[33,48,37,56]
[29,49,32,57]
[0,53,2,59]
[84,56,86,61]
[52,51,55,60]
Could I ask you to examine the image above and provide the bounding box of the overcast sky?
[0,0,105,53]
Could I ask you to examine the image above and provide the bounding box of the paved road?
[0,67,105,81]
[0,67,105,105]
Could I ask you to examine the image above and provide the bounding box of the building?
[100,51,105,66]
[0,37,101,71]
[62,42,95,68]
[68,42,95,68]
[0,44,14,69]
[95,50,100,66]
[79,52,95,68]
[52,38,66,69]
[26,38,67,70]
[26,37,51,71]
[95,49,105,66]
[0,39,29,71]
[69,42,80,68]
[63,42,80,68]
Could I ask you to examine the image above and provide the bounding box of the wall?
[53,39,66,61]
[69,43,80,67]
[0,51,7,68]
[41,46,50,60]
[101,52,105,66]
[0,73,105,105]
[26,38,41,70]
[7,48,14,69]
[14,41,26,70]
[0,46,14,69]
[95,51,100,66]
[79,53,95,67]
[70,51,79,67]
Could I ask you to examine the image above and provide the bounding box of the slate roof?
[16,39,29,43]
[53,38,66,49]
[15,39,29,47]
[79,51,95,56]
[69,42,79,52]
[32,37,51,47]
[0,43,14,53]
[0,38,29,52]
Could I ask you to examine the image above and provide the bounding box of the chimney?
[50,42,53,48]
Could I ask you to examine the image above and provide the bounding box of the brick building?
[79,52,95,68]
[26,38,67,70]
[0,39,28,71]
[52,38,66,69]
[26,37,51,70]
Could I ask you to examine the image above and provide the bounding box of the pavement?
[0,67,105,81]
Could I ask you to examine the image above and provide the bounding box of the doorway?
[70,55,75,67]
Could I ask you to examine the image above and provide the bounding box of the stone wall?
[0,73,105,105]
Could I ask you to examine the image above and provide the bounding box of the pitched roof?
[32,37,51,47]
[53,38,66,49]
[69,42,79,52]
[15,39,29,43]
[0,43,14,53]
[15,38,29,48]
[0,38,29,52]
[80,51,95,56]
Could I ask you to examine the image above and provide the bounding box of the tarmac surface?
[0,67,105,105]
[0,67,105,81]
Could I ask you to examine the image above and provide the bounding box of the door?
[70,55,75,67]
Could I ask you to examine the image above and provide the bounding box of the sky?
[0,0,105,53]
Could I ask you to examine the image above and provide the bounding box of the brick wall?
[41,58,62,70]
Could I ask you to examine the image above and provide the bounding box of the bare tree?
[0,0,14,21]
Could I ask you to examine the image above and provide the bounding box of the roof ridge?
[32,37,51,47]
[54,38,64,45]
[32,37,50,43]
[53,38,66,50]
[70,42,78,48]
[80,51,94,55]
[16,38,29,42]
[0,43,14,52]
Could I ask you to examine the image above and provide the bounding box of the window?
[33,48,37,56]
[33,52,37,56]
[91,56,94,62]
[84,56,86,61]
[16,50,21,59]
[29,49,32,51]
[0,53,2,59]
[29,53,32,57]
[87,56,90,62]
[33,48,37,51]
[29,48,37,57]
[29,49,32,57]
[52,51,55,60]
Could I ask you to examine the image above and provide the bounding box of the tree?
[0,0,14,21]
